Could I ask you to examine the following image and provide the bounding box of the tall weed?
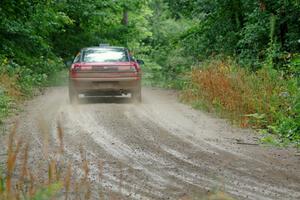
[182,58,299,143]
[0,55,64,122]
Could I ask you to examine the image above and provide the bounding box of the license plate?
[95,82,115,88]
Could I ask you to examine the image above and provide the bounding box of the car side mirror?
[137,59,144,65]
[65,60,73,67]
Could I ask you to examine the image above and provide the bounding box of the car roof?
[82,46,127,51]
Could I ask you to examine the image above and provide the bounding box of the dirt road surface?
[1,87,300,199]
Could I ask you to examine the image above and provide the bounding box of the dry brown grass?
[182,59,287,128]
[0,74,23,100]
[57,120,64,154]
[0,122,94,200]
[6,124,22,196]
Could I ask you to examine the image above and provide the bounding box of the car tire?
[132,87,142,103]
[69,84,78,104]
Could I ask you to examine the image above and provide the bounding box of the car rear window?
[82,48,129,62]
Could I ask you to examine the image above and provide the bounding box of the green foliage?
[140,0,300,143]
[0,93,11,121]
[181,59,300,144]
[140,0,195,88]
[272,89,300,142]
[45,70,69,87]
[0,0,151,119]
[0,168,4,192]
[0,0,299,143]
[155,0,300,71]
[31,183,62,200]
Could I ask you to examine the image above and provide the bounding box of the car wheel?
[69,84,78,104]
[132,87,142,103]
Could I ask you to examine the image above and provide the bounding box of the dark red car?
[69,46,143,103]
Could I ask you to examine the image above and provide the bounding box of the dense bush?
[146,0,300,71]
[181,59,299,144]
[0,0,299,141]
[0,0,151,121]
[142,0,300,143]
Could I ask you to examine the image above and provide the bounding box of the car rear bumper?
[70,77,141,93]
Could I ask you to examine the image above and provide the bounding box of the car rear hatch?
[70,62,139,79]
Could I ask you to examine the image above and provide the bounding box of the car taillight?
[133,63,140,72]
[71,63,81,71]
[70,63,81,77]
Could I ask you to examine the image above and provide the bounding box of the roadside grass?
[0,69,68,124]
[0,123,87,200]
[44,69,68,87]
[0,73,23,124]
[0,95,12,123]
[0,55,67,124]
[181,58,300,145]
[142,60,189,89]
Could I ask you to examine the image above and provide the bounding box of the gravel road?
[1,87,300,200]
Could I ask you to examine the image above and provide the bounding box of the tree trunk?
[122,8,128,26]
[259,0,266,11]
[279,6,288,48]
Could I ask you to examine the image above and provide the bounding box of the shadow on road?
[78,96,132,104]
